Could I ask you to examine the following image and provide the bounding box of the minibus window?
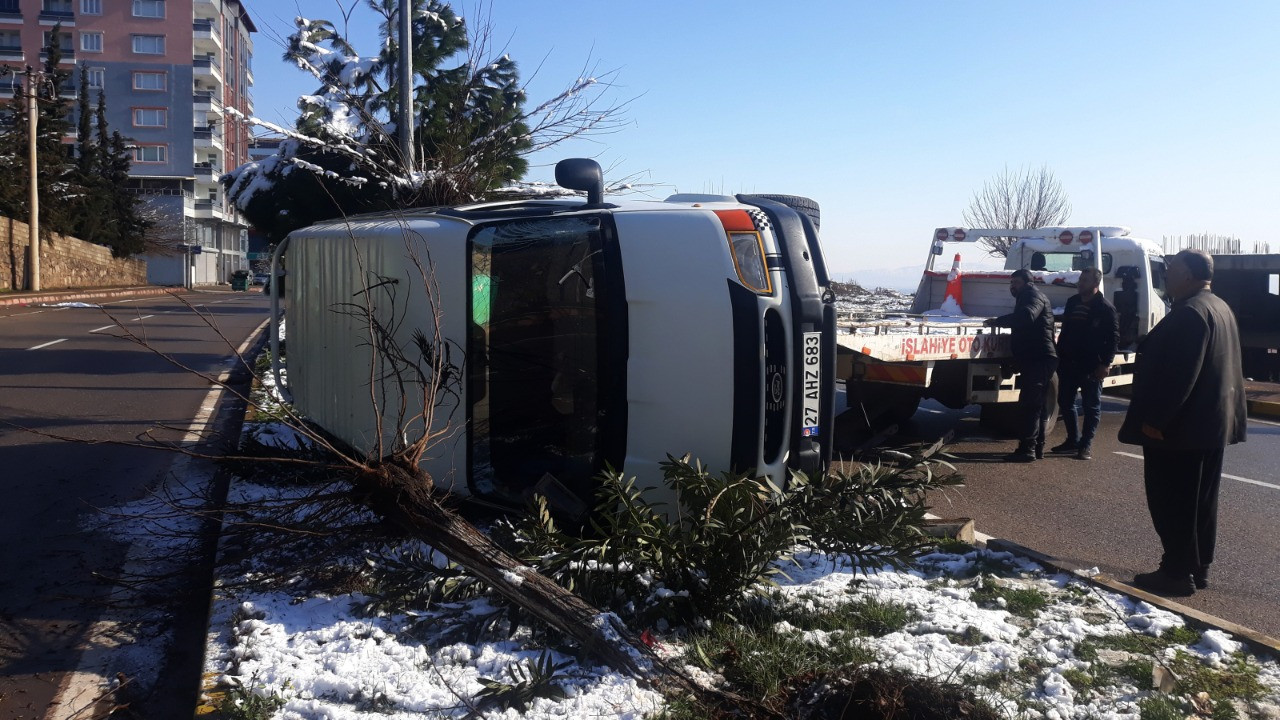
[468,216,607,505]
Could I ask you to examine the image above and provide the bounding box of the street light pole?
[26,66,40,292]
[397,0,414,172]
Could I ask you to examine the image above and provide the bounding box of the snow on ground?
[203,477,1280,719]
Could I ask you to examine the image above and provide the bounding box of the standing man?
[985,269,1058,462]
[1119,249,1246,596]
[1052,266,1118,460]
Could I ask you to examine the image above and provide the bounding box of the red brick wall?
[2,216,147,291]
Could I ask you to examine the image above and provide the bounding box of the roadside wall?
[2,216,147,291]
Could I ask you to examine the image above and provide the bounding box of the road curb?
[978,536,1280,657]
[1246,398,1280,421]
[0,286,175,307]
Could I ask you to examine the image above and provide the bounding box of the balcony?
[193,18,222,52]
[38,10,74,24]
[194,0,220,19]
[194,161,223,182]
[0,46,22,61]
[191,198,224,220]
[193,55,222,85]
[193,89,223,114]
[193,126,224,151]
[40,47,74,64]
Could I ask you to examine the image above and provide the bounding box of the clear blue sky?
[248,1,1279,278]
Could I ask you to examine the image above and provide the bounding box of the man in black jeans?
[1051,266,1118,460]
[985,269,1058,462]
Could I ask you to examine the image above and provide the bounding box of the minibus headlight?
[728,231,772,294]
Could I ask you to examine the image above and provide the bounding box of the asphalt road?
[0,290,269,719]
[897,396,1280,641]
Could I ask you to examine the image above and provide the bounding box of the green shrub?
[216,676,286,720]
[1139,694,1186,720]
[472,651,571,714]
[1161,625,1200,646]
[971,581,1048,619]
[503,454,960,626]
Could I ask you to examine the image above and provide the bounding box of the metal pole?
[268,237,292,403]
[26,67,40,292]
[398,0,414,172]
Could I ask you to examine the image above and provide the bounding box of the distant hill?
[830,266,921,294]
[830,281,913,315]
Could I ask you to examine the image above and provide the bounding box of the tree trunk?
[355,460,769,714]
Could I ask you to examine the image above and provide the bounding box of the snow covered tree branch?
[224,1,628,243]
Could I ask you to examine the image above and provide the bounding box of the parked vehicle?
[835,226,1168,438]
[269,159,835,514]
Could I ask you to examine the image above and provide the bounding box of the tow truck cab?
[915,226,1172,344]
[281,159,835,515]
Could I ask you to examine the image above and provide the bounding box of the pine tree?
[69,64,117,251]
[0,26,86,239]
[225,1,534,243]
[105,125,148,257]
[0,30,147,257]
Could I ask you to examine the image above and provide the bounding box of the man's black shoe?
[1003,448,1037,463]
[1035,443,1045,460]
[1193,566,1209,590]
[1050,440,1079,454]
[1133,569,1194,597]
[1076,445,1093,460]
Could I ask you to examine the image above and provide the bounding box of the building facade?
[0,0,255,286]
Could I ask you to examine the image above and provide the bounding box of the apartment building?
[0,0,255,286]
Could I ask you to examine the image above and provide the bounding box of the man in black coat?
[985,269,1058,462]
[1052,266,1119,460]
[1119,249,1247,596]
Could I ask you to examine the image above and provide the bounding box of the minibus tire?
[740,194,821,232]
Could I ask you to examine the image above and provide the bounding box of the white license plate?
[801,331,822,437]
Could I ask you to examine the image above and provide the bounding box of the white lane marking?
[89,325,115,333]
[28,338,67,350]
[1112,451,1279,490]
[130,315,155,321]
[1224,474,1280,490]
[50,316,272,720]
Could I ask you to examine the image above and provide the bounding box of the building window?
[0,30,20,51]
[132,108,167,127]
[43,31,74,53]
[80,32,103,53]
[131,35,165,55]
[81,0,102,14]
[131,0,164,18]
[42,0,72,12]
[133,145,167,163]
[87,67,105,89]
[132,71,166,91]
[0,0,20,14]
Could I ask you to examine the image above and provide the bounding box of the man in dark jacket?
[1119,249,1246,596]
[985,269,1058,462]
[1052,266,1119,460]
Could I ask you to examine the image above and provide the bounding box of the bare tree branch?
[962,164,1072,256]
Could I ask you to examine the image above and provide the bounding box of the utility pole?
[26,66,40,291]
[397,0,414,172]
